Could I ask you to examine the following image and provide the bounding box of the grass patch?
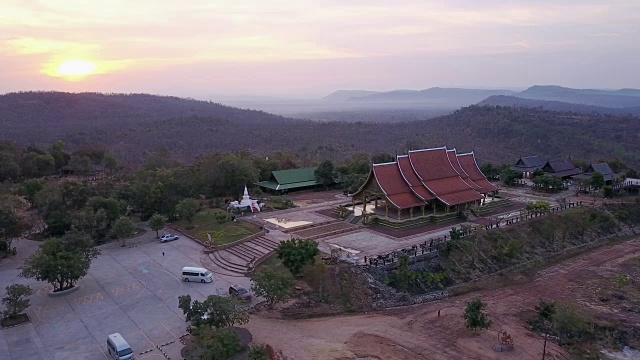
[172,209,261,245]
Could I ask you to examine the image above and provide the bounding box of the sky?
[1,0,639,98]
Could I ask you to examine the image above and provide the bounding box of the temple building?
[352,147,497,220]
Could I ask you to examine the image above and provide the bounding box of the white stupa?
[228,186,263,213]
[239,186,252,207]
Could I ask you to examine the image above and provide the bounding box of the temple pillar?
[385,203,388,218]
[433,202,436,214]
[397,208,401,220]
[410,207,414,219]
[446,205,450,214]
[375,198,378,208]
[421,205,425,217]
[362,192,367,213]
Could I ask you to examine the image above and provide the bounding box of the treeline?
[1,92,639,168]
[0,143,378,250]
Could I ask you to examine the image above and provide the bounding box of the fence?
[363,201,584,267]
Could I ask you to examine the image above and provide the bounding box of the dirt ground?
[286,190,344,206]
[246,236,640,360]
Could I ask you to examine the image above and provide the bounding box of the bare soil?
[246,236,640,360]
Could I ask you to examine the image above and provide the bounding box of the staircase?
[207,236,282,276]
[470,198,513,217]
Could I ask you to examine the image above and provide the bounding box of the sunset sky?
[2,0,639,98]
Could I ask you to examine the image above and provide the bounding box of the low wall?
[166,224,265,253]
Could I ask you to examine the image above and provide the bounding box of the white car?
[160,234,179,242]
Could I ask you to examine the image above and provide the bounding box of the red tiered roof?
[447,149,481,191]
[396,155,436,201]
[408,147,483,206]
[372,162,425,209]
[457,152,499,193]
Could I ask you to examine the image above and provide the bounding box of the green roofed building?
[256,166,319,193]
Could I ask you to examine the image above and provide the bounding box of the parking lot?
[0,233,254,360]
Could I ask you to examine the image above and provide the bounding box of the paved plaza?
[0,234,254,360]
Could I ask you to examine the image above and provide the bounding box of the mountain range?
[1,91,638,168]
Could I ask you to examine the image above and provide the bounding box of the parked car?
[160,234,179,242]
[229,285,252,301]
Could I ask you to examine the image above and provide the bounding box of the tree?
[526,200,551,214]
[178,294,249,330]
[535,300,556,359]
[148,213,167,239]
[20,234,99,291]
[603,185,614,198]
[49,140,70,172]
[0,151,20,182]
[314,160,335,190]
[190,326,241,360]
[463,298,492,334]
[250,266,294,308]
[0,208,25,253]
[500,168,522,186]
[277,239,320,275]
[2,284,32,319]
[112,216,135,247]
[590,171,605,190]
[20,152,55,178]
[176,198,199,225]
[248,345,269,360]
[18,178,45,204]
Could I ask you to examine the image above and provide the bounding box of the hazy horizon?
[2,0,639,98]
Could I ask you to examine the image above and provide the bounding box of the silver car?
[160,234,179,242]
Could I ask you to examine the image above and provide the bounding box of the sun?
[54,59,96,77]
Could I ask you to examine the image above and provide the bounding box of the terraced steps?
[207,236,283,275]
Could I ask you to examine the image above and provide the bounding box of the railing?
[363,201,585,267]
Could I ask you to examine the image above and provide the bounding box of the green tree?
[314,160,335,190]
[590,171,605,190]
[148,213,167,239]
[276,239,319,275]
[178,294,249,329]
[0,208,25,253]
[248,344,269,360]
[531,168,545,179]
[112,216,135,247]
[250,266,294,308]
[0,151,21,181]
[190,326,241,360]
[87,196,124,223]
[526,200,551,214]
[49,140,70,172]
[214,211,228,224]
[20,233,99,291]
[176,198,199,225]
[20,152,55,178]
[603,185,614,198]
[553,303,591,346]
[500,168,522,186]
[18,178,45,204]
[463,298,492,334]
[535,300,556,358]
[2,284,32,319]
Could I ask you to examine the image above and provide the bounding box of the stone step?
[250,238,280,250]
[235,243,267,257]
[210,251,247,274]
[226,247,254,262]
[244,240,274,254]
[255,236,280,248]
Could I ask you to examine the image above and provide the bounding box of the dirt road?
[246,237,640,359]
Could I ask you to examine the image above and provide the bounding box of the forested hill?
[479,95,640,116]
[1,92,639,168]
[0,91,295,128]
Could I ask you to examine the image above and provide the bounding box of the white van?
[181,267,213,283]
[107,333,134,360]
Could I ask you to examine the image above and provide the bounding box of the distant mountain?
[346,87,515,107]
[515,85,640,108]
[322,90,381,102]
[2,92,639,168]
[479,95,640,116]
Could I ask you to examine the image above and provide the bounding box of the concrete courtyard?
[0,232,254,360]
